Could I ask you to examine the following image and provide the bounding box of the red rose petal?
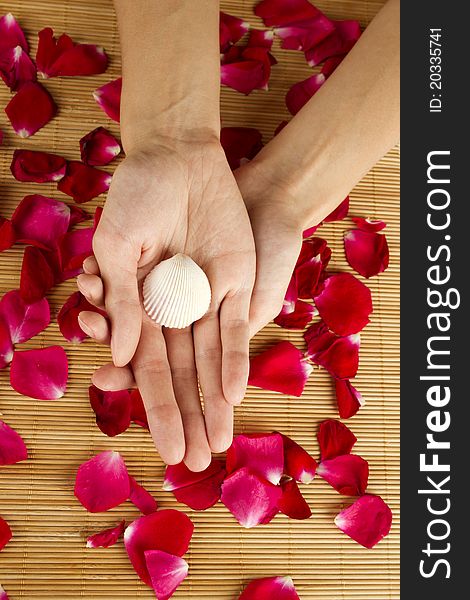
[0,45,36,91]
[88,385,132,437]
[69,205,90,227]
[295,237,331,299]
[19,246,55,303]
[314,273,372,336]
[239,576,300,600]
[302,224,318,238]
[221,467,281,528]
[305,321,360,379]
[124,510,194,586]
[36,27,108,78]
[305,20,361,67]
[10,346,68,400]
[0,218,14,252]
[57,228,94,271]
[335,494,392,548]
[0,316,14,369]
[58,291,106,343]
[335,379,364,419]
[281,434,317,483]
[274,299,315,330]
[145,549,189,600]
[80,126,121,167]
[220,11,250,52]
[129,476,158,515]
[220,127,263,170]
[317,454,368,495]
[247,29,275,49]
[351,216,387,232]
[317,419,357,460]
[0,289,50,344]
[130,389,148,429]
[163,459,225,492]
[173,468,226,511]
[226,433,284,485]
[58,161,111,203]
[93,77,122,122]
[249,341,312,397]
[75,450,130,513]
[324,196,349,222]
[274,14,335,52]
[255,0,320,27]
[0,517,12,551]
[0,419,28,465]
[286,72,325,115]
[278,479,312,520]
[344,229,390,278]
[4,82,57,138]
[10,150,66,183]
[12,195,71,250]
[221,60,267,95]
[86,520,125,548]
[0,13,28,51]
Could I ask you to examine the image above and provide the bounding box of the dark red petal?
[0,315,13,369]
[286,73,325,115]
[351,216,387,232]
[247,29,274,49]
[321,55,346,78]
[278,479,312,520]
[335,379,364,419]
[36,27,108,77]
[80,126,121,167]
[302,224,319,238]
[4,82,57,138]
[221,467,282,528]
[317,419,357,460]
[344,230,390,278]
[274,299,315,330]
[294,237,331,299]
[12,195,71,250]
[314,273,372,336]
[0,419,28,465]
[93,77,122,122]
[335,494,392,548]
[19,246,55,303]
[129,476,158,515]
[317,454,368,495]
[0,13,28,51]
[145,549,189,600]
[0,219,14,252]
[75,450,130,512]
[124,510,194,586]
[0,517,12,551]
[324,196,349,222]
[239,576,300,600]
[58,161,111,203]
[281,434,317,483]
[0,289,50,344]
[130,389,148,429]
[255,0,320,27]
[275,14,335,52]
[0,45,36,91]
[173,468,226,511]
[221,60,267,95]
[163,459,225,492]
[226,433,284,484]
[10,346,68,400]
[69,205,90,228]
[57,228,94,271]
[248,341,313,397]
[88,385,131,437]
[310,331,360,380]
[10,150,66,183]
[305,20,361,67]
[220,11,250,52]
[86,520,125,548]
[220,127,263,170]
[58,291,106,343]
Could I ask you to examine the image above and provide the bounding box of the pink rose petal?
[317,454,368,495]
[88,385,132,437]
[221,467,281,528]
[86,520,125,548]
[173,468,226,511]
[124,510,194,586]
[0,517,12,551]
[239,576,300,600]
[10,346,68,400]
[220,11,250,52]
[163,459,224,492]
[0,218,14,252]
[314,273,372,336]
[0,289,50,344]
[344,229,390,278]
[281,434,317,483]
[255,0,320,27]
[278,479,312,520]
[305,321,360,380]
[226,433,284,485]
[10,150,66,183]
[220,127,263,169]
[305,20,361,67]
[351,216,387,232]
[249,341,313,397]
[57,228,94,271]
[0,316,14,369]
[129,476,158,515]
[335,494,392,548]
[4,81,57,138]
[145,549,189,600]
[0,13,28,51]
[93,77,122,122]
[36,27,108,78]
[19,247,55,303]
[58,161,111,203]
[335,379,364,419]
[58,291,106,343]
[286,72,325,115]
[0,419,28,465]
[317,419,357,460]
[74,450,130,512]
[80,126,121,166]
[324,196,350,222]
[0,45,36,91]
[12,195,71,250]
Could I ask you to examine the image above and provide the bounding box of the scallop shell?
[143,254,211,328]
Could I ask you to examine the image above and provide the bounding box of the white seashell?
[143,254,211,328]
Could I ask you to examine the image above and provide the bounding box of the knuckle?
[195,346,220,363]
[133,357,170,378]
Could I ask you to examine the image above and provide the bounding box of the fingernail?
[78,316,94,338]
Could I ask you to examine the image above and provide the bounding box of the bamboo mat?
[0,0,399,598]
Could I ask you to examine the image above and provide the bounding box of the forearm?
[114,0,221,152]
[250,0,400,227]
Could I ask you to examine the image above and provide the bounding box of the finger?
[219,290,251,405]
[83,255,100,275]
[77,274,105,309]
[93,231,141,367]
[193,308,233,453]
[78,311,110,344]
[92,363,136,390]
[164,327,212,472]
[132,319,185,465]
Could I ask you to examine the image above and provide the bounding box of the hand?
[78,138,255,471]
